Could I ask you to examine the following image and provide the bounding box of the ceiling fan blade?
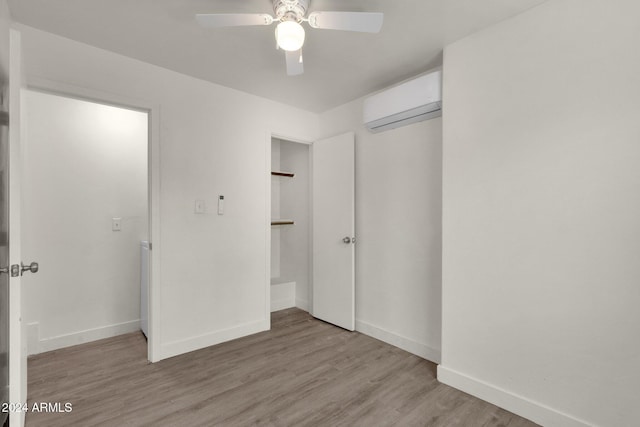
[196,13,274,28]
[285,49,304,76]
[307,11,383,33]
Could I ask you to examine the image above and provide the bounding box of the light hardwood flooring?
[26,309,538,426]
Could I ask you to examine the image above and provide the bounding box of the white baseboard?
[437,366,593,427]
[355,319,441,363]
[295,298,308,311]
[34,319,141,355]
[271,297,296,312]
[271,280,296,312]
[161,319,268,361]
[26,322,40,355]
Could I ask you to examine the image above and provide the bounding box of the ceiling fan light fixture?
[275,21,305,51]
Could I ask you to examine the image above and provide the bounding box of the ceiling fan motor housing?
[273,0,309,22]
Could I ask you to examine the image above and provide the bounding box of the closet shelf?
[271,171,295,178]
[271,219,295,226]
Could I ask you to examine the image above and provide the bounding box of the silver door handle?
[343,237,351,244]
[21,262,39,275]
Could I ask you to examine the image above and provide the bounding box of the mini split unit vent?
[363,70,442,133]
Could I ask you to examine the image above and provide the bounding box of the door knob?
[21,262,39,276]
[343,237,352,244]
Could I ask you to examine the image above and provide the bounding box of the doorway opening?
[268,132,356,330]
[270,137,311,314]
[21,89,151,359]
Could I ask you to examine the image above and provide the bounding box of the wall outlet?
[112,217,122,231]
[194,199,206,214]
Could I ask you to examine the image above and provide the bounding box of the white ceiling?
[7,0,548,113]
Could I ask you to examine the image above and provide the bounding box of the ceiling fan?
[196,0,384,76]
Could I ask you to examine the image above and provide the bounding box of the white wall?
[17,24,318,360]
[319,90,442,363]
[22,90,147,353]
[439,1,640,426]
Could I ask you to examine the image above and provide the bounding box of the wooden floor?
[26,309,538,427]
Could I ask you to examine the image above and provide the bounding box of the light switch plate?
[112,217,122,231]
[194,200,205,214]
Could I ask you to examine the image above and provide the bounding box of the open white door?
[312,132,355,331]
[9,29,28,427]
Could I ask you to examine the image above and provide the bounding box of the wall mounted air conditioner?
[363,70,442,133]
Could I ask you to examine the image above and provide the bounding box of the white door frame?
[23,77,162,362]
[8,28,25,427]
[265,131,313,323]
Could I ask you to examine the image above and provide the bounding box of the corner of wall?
[356,319,441,364]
